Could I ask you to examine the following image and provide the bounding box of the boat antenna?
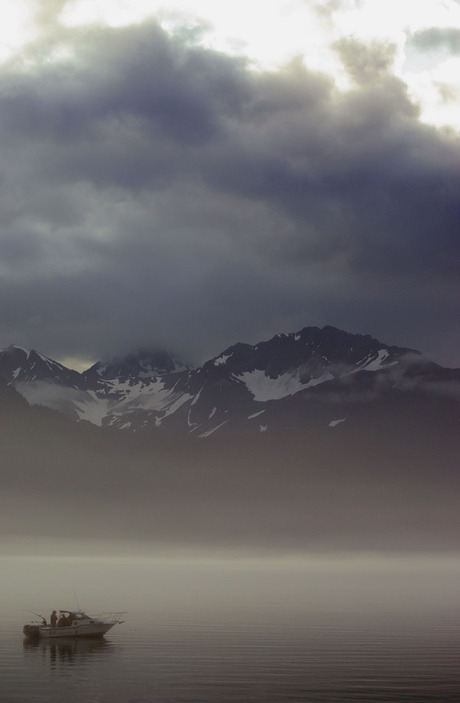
[73,587,82,612]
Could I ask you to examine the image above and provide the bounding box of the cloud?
[313,0,346,19]
[33,0,68,28]
[15,379,90,418]
[334,37,397,86]
[0,20,459,366]
[411,27,460,54]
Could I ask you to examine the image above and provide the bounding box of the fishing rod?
[24,609,46,622]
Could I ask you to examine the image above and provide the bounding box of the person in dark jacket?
[50,610,57,627]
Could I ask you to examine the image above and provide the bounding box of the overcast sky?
[0,0,459,370]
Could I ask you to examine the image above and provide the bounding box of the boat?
[23,610,126,639]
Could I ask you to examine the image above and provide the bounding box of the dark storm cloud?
[2,21,247,145]
[0,21,459,365]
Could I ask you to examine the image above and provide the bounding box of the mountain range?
[1,325,459,438]
[1,324,459,552]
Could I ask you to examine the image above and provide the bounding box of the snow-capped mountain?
[84,349,187,382]
[1,327,459,436]
[0,345,82,386]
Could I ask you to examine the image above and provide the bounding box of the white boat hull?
[38,622,115,638]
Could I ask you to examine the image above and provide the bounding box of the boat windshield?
[58,610,89,619]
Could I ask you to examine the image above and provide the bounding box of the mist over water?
[2,551,460,702]
[2,382,460,700]
[3,549,460,617]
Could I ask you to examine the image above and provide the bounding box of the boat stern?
[23,624,41,638]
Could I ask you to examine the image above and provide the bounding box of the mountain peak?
[0,345,82,386]
[84,348,188,381]
[3,344,31,357]
[207,325,417,379]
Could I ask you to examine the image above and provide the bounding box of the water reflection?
[23,637,113,669]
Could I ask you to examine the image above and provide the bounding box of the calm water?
[4,606,460,701]
[2,554,460,702]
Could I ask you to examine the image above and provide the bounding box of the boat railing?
[91,611,127,624]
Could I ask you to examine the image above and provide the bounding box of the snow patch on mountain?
[69,377,193,427]
[305,372,335,387]
[356,349,399,372]
[329,417,347,427]
[191,389,202,406]
[248,409,266,419]
[214,353,231,366]
[238,369,333,402]
[237,369,304,401]
[74,392,111,426]
[110,378,191,414]
[198,420,229,438]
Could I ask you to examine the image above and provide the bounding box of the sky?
[0,0,459,370]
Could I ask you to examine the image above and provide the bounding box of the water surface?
[2,553,459,702]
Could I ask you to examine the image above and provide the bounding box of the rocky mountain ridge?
[1,326,459,437]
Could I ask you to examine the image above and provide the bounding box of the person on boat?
[50,610,57,627]
[57,613,67,627]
